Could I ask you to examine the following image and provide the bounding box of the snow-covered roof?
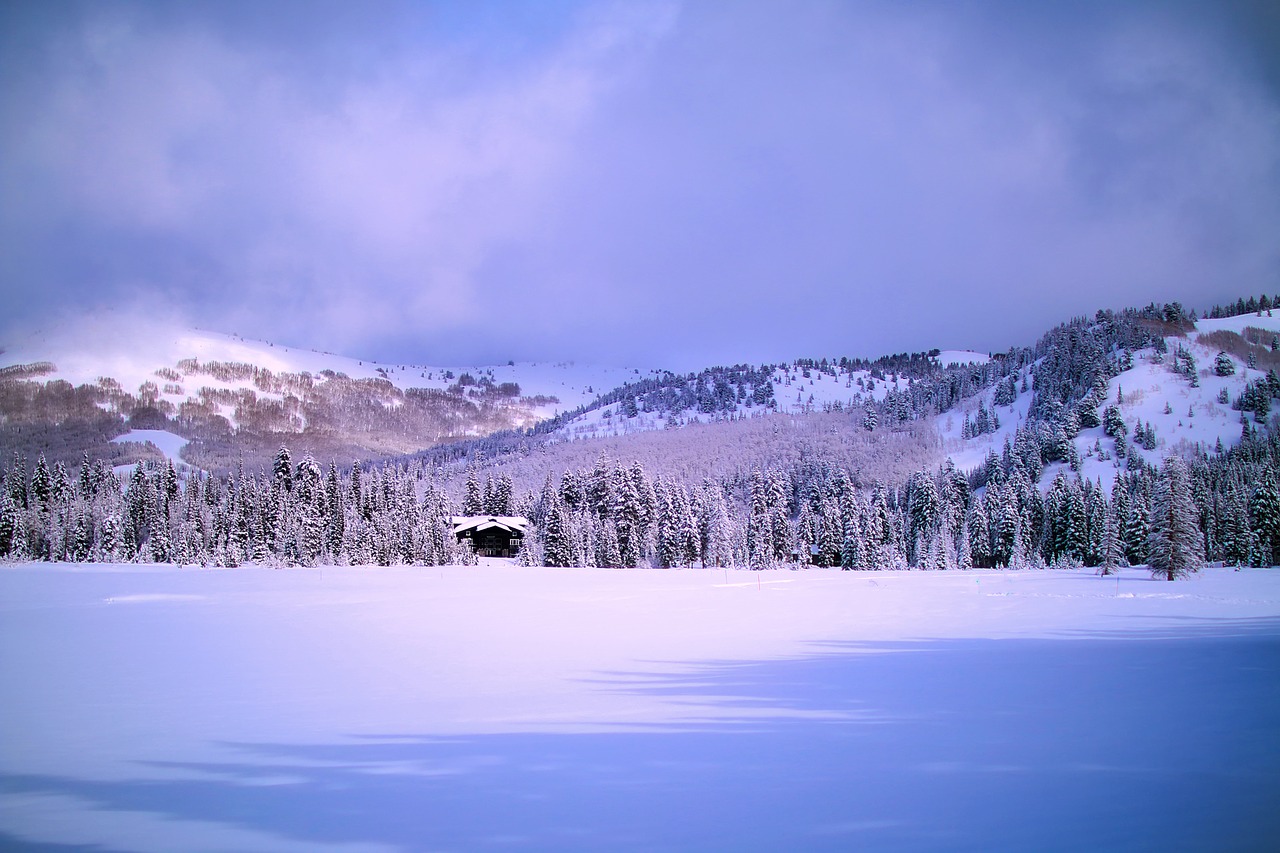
[451,516,529,535]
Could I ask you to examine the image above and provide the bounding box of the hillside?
[3,300,1272,500]
[540,350,994,442]
[425,409,943,502]
[0,311,1017,481]
[938,308,1279,493]
[0,314,657,472]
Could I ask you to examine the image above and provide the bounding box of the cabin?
[452,516,529,558]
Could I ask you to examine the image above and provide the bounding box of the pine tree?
[482,475,496,515]
[493,475,513,516]
[149,512,171,563]
[1124,487,1150,565]
[463,472,483,516]
[954,521,972,571]
[31,455,51,513]
[1147,457,1204,580]
[1220,485,1252,567]
[907,472,940,566]
[273,446,293,492]
[596,519,623,568]
[840,503,864,570]
[967,498,990,568]
[1085,484,1106,567]
[325,463,344,556]
[0,494,16,557]
[747,470,773,569]
[1099,502,1124,575]
[1249,471,1280,567]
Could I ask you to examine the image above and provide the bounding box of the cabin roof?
[451,515,529,535]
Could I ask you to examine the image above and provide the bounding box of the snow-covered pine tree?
[1249,471,1280,567]
[1220,485,1252,567]
[1099,501,1124,575]
[766,469,792,564]
[840,503,864,570]
[31,455,51,513]
[1215,352,1236,376]
[463,472,483,516]
[1147,456,1204,580]
[906,471,940,566]
[747,470,772,569]
[273,446,292,493]
[1085,483,1106,567]
[494,475,513,515]
[967,497,990,568]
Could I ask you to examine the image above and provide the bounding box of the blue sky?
[2,0,1278,370]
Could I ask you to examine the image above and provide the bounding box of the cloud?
[2,1,1277,370]
[2,1,679,355]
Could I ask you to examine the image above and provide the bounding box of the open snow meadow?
[2,563,1279,852]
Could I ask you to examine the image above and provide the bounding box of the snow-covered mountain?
[0,313,659,471]
[2,302,1271,490]
[1,315,649,422]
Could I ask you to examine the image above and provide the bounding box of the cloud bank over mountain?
[3,0,1278,369]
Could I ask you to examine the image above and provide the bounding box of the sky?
[2,0,1278,371]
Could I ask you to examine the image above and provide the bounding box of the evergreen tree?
[840,501,864,570]
[31,455,52,513]
[1085,484,1106,567]
[747,470,773,569]
[1147,457,1204,580]
[0,494,16,557]
[1216,485,1248,567]
[1124,487,1150,565]
[493,475,513,515]
[480,475,495,515]
[273,446,293,492]
[906,472,940,566]
[1249,471,1280,567]
[325,463,344,557]
[463,472,483,516]
[1100,502,1124,575]
[967,497,991,568]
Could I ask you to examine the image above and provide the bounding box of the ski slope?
[2,562,1277,851]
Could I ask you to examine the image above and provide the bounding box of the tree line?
[0,431,1227,581]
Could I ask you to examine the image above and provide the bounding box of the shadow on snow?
[4,622,1280,851]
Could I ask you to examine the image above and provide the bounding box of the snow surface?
[1195,312,1280,337]
[2,562,1278,851]
[935,350,990,367]
[111,429,190,463]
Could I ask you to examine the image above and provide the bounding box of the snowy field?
[2,563,1279,851]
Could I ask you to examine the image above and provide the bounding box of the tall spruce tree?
[1249,471,1280,567]
[1147,457,1204,580]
